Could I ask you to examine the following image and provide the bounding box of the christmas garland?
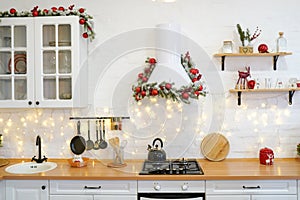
[132,52,207,104]
[0,5,95,41]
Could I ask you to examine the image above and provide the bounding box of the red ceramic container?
[259,147,274,165]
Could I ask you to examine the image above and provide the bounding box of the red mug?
[259,147,274,165]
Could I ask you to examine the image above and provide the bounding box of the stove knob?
[179,168,184,174]
[181,184,189,191]
[166,168,171,174]
[154,184,161,191]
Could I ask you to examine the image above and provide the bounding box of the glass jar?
[222,40,233,53]
[276,32,287,52]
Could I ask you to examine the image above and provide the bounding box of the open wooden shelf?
[229,88,300,106]
[214,52,292,71]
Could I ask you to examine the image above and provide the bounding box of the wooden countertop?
[1,158,300,180]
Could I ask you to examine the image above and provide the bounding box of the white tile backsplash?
[0,0,300,160]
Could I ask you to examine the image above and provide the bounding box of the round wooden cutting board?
[201,133,230,161]
[0,159,9,167]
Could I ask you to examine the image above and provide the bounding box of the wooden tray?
[201,133,230,161]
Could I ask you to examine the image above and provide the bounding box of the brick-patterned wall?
[0,0,299,160]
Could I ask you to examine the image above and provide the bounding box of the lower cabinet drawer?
[206,180,297,195]
[50,195,93,200]
[252,195,297,200]
[206,195,250,200]
[94,195,137,200]
[206,194,297,200]
[138,180,205,192]
[50,180,137,195]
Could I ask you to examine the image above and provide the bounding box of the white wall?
[0,0,300,162]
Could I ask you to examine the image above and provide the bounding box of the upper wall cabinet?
[0,16,88,108]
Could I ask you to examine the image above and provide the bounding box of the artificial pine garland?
[132,52,206,104]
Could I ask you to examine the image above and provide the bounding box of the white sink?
[5,162,57,174]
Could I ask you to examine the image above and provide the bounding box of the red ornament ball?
[82,32,89,38]
[135,87,141,93]
[258,44,269,53]
[142,77,148,82]
[247,80,256,89]
[135,95,140,101]
[58,6,65,11]
[192,77,198,82]
[148,58,156,64]
[198,85,203,91]
[43,9,49,14]
[190,68,198,75]
[165,83,172,90]
[138,73,144,79]
[182,92,189,100]
[32,10,39,17]
[78,8,85,13]
[51,7,57,12]
[151,89,158,96]
[141,91,146,97]
[79,18,86,25]
[197,74,202,80]
[10,8,16,14]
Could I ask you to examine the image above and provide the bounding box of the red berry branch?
[0,5,95,41]
[237,24,261,46]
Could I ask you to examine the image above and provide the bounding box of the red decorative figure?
[236,66,251,89]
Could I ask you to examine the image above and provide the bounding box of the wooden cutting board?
[0,159,9,167]
[201,133,230,161]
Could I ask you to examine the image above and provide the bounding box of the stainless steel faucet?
[31,135,47,163]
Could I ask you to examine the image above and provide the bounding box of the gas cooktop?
[139,158,204,175]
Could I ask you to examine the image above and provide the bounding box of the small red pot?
[259,147,274,165]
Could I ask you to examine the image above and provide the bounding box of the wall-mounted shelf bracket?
[229,88,300,106]
[214,52,292,71]
[289,90,296,105]
[273,55,279,70]
[237,91,242,106]
[221,56,226,71]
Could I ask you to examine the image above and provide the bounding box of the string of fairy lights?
[0,92,295,159]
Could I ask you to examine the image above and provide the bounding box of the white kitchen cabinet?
[206,180,297,200]
[49,180,137,200]
[0,16,87,108]
[5,180,48,200]
[0,180,5,200]
[298,180,300,200]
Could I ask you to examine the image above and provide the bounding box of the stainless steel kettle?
[147,138,166,162]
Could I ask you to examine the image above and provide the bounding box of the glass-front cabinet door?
[35,16,80,108]
[0,18,35,108]
[0,16,86,108]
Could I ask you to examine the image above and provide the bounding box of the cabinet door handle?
[41,185,46,190]
[84,186,101,189]
[243,185,261,189]
[35,101,40,105]
[28,101,32,105]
